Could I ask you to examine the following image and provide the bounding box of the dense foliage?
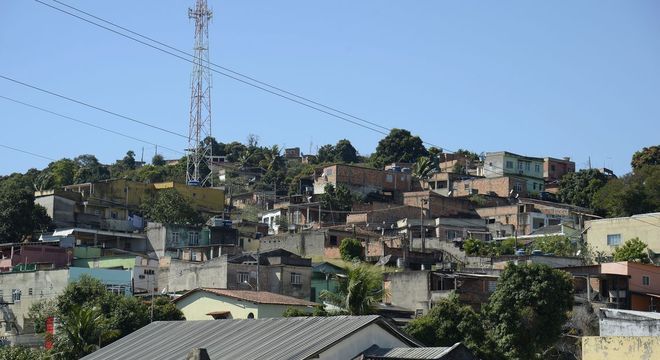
[320,264,386,315]
[592,165,660,217]
[558,169,609,209]
[631,145,659,170]
[339,237,363,261]
[612,237,650,263]
[483,263,574,359]
[463,238,516,256]
[140,189,204,225]
[28,276,183,359]
[0,174,51,242]
[370,128,428,168]
[316,139,359,163]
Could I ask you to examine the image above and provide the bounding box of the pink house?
[0,244,70,272]
[601,262,660,311]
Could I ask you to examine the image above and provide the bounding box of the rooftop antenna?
[186,0,213,186]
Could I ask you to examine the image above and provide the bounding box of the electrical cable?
[0,95,184,156]
[0,144,56,161]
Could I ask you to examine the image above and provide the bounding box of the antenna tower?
[186,0,213,186]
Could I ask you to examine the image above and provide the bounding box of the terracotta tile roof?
[174,288,318,307]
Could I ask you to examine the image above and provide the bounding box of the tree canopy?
[0,180,51,242]
[612,237,650,263]
[140,189,204,225]
[593,165,660,217]
[558,169,609,209]
[315,139,359,164]
[370,128,428,167]
[631,145,659,170]
[483,263,574,359]
[339,237,363,261]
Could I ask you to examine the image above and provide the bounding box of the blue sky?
[1,0,658,177]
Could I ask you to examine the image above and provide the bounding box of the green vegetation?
[28,276,183,359]
[463,238,516,257]
[320,263,386,315]
[369,128,428,168]
[339,237,363,261]
[592,165,660,217]
[0,175,51,242]
[406,264,574,360]
[631,145,659,170]
[140,189,204,225]
[532,235,575,257]
[558,169,609,209]
[612,237,650,263]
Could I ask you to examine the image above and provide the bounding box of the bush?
[339,238,363,261]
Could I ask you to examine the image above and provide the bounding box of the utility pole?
[186,0,213,187]
[421,198,428,253]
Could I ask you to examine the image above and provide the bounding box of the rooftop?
[81,316,422,360]
[174,288,318,307]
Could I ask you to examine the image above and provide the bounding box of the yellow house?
[585,213,660,256]
[153,182,224,214]
[173,288,318,320]
[582,336,660,360]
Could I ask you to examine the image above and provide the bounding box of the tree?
[483,263,574,360]
[316,144,336,163]
[631,145,659,170]
[141,189,204,225]
[0,185,51,242]
[412,156,436,180]
[45,158,77,187]
[532,236,575,257]
[30,275,153,357]
[558,169,609,209]
[612,237,650,263]
[371,128,428,167]
[121,150,137,170]
[334,139,358,163]
[151,296,185,321]
[320,184,354,212]
[0,346,48,360]
[73,154,109,184]
[52,306,119,359]
[339,238,363,261]
[593,165,660,217]
[320,264,386,315]
[152,154,166,166]
[405,293,487,358]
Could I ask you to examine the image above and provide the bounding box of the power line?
[0,144,55,162]
[0,74,187,140]
[0,95,184,156]
[47,0,394,135]
[33,0,390,137]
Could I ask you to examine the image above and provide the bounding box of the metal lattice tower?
[186,0,213,186]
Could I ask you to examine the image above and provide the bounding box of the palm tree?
[260,145,285,172]
[320,264,387,315]
[53,306,119,359]
[412,156,436,180]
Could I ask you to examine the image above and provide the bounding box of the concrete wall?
[160,256,228,293]
[600,262,660,294]
[582,336,660,360]
[317,323,410,360]
[34,194,76,227]
[586,214,660,255]
[600,312,660,337]
[226,263,312,300]
[258,232,326,258]
[451,176,529,198]
[0,269,69,337]
[387,271,430,313]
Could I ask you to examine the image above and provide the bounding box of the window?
[538,183,543,191]
[607,234,621,246]
[192,252,199,261]
[643,276,650,286]
[533,183,537,190]
[518,161,524,170]
[514,183,523,192]
[172,232,180,244]
[506,161,513,169]
[291,273,302,285]
[329,235,338,246]
[464,183,470,190]
[525,162,530,171]
[12,289,21,302]
[237,272,249,284]
[189,231,199,246]
[535,164,541,173]
[28,288,33,296]
[550,164,556,171]
[487,281,497,293]
[446,230,460,240]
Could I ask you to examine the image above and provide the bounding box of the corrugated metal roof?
[82,315,420,360]
[362,346,453,359]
